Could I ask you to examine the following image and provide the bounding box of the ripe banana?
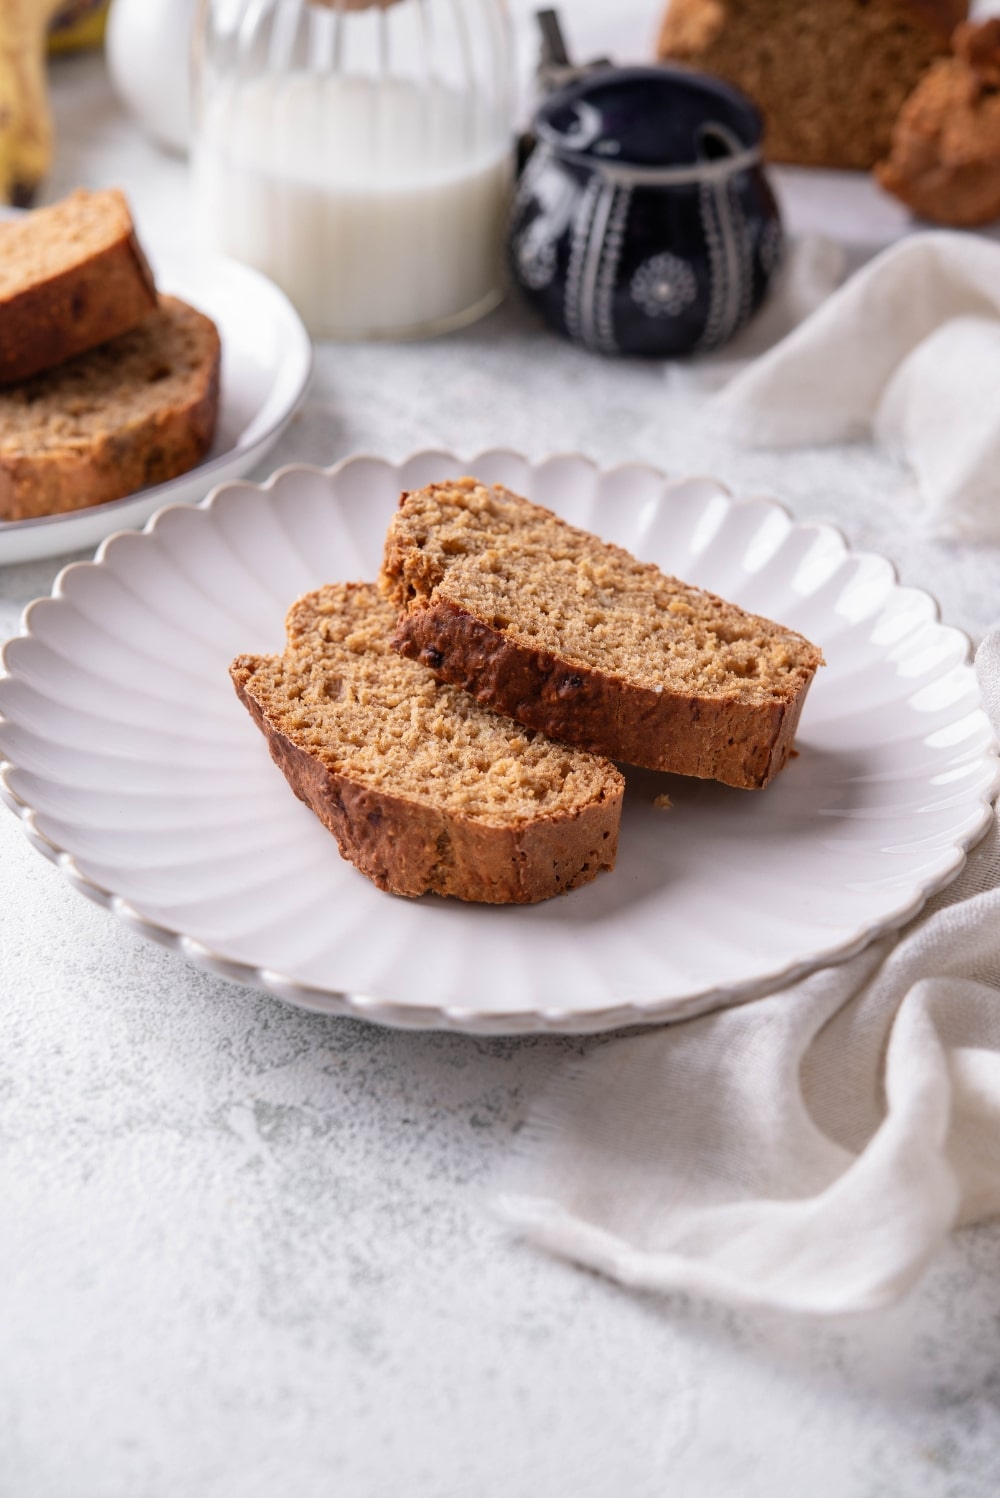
[0,0,65,206]
[0,0,104,206]
[48,0,108,54]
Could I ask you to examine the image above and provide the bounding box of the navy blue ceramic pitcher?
[508,66,784,358]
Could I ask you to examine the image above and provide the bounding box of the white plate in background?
[0,230,312,566]
[0,450,996,1032]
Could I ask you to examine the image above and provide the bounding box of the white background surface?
[5,5,1000,1495]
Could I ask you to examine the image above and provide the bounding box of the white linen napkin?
[498,636,1000,1315]
[708,232,1000,541]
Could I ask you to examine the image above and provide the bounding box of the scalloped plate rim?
[1,448,997,1036]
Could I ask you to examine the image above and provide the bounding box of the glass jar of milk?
[193,0,514,339]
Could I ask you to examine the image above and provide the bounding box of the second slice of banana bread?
[381,478,823,790]
[0,295,221,521]
[231,582,623,904]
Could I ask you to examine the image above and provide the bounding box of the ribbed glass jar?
[192,0,514,339]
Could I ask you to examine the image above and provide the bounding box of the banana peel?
[0,0,105,207]
[48,0,108,54]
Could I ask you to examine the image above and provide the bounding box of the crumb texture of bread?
[231,582,624,904]
[877,19,1000,226]
[656,0,967,170]
[0,188,158,384]
[0,296,220,521]
[381,478,823,789]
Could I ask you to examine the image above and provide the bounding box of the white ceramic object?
[106,0,197,155]
[192,0,514,338]
[0,248,312,566]
[1,452,996,1034]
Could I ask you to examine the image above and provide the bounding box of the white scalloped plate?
[1,451,997,1033]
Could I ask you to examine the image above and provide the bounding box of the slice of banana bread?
[656,0,965,170]
[0,188,158,384]
[0,295,220,521]
[381,479,823,790]
[231,582,623,904]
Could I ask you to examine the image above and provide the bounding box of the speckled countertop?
[5,13,1000,1497]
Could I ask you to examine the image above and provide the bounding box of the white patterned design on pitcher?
[630,252,698,319]
[514,221,558,290]
[758,218,784,277]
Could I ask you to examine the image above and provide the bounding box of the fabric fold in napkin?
[497,636,1000,1316]
[707,233,1000,540]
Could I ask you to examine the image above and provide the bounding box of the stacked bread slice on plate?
[233,478,823,905]
[0,188,220,521]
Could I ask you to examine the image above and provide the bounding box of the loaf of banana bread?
[656,0,966,170]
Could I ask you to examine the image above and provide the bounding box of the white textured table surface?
[6,21,1000,1499]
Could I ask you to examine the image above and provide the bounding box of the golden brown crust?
[0,297,220,522]
[657,0,726,53]
[955,17,1000,89]
[0,189,158,384]
[231,657,623,905]
[382,480,822,792]
[893,0,972,38]
[392,597,808,789]
[876,19,1000,226]
[656,0,967,170]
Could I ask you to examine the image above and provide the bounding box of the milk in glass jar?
[193,0,514,338]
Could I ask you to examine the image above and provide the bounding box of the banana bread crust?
[231,658,623,906]
[392,596,806,790]
[0,189,158,384]
[232,582,626,900]
[382,479,822,790]
[876,19,1000,226]
[0,296,221,522]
